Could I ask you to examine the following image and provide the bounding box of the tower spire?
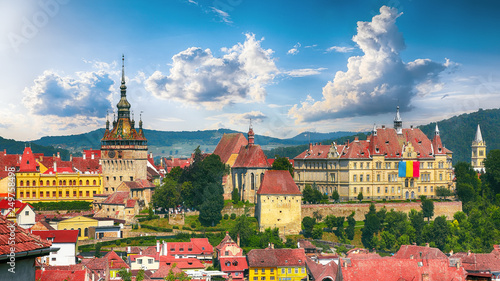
[117,55,131,119]
[121,54,125,86]
[475,124,483,143]
[394,106,403,134]
[248,119,254,146]
[435,123,440,136]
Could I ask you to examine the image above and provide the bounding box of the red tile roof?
[0,215,52,256]
[19,147,39,172]
[150,264,185,279]
[295,127,452,161]
[32,230,79,244]
[247,248,306,268]
[306,257,339,281]
[159,256,205,269]
[31,220,55,231]
[233,144,270,168]
[35,269,89,281]
[213,133,248,164]
[122,179,155,190]
[220,256,248,272]
[126,199,137,208]
[257,170,302,195]
[393,245,448,260]
[163,238,213,256]
[451,247,500,273]
[104,191,130,205]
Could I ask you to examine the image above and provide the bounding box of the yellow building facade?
[248,248,307,281]
[55,216,99,240]
[294,109,454,201]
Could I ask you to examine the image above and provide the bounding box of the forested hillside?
[0,136,71,160]
[419,108,500,163]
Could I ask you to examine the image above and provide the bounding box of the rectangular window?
[261,278,265,281]
[270,277,275,280]
[40,192,43,197]
[360,163,363,169]
[255,269,258,274]
[86,191,90,197]
[254,278,258,281]
[377,187,380,193]
[377,174,380,182]
[424,186,427,192]
[282,269,285,274]
[79,191,83,197]
[54,191,57,197]
[148,259,153,264]
[46,191,50,197]
[367,175,370,182]
[20,192,23,198]
[353,175,357,182]
[418,186,421,192]
[66,191,69,197]
[270,269,274,273]
[73,191,76,197]
[138,260,142,264]
[367,187,370,193]
[385,187,388,193]
[295,268,298,273]
[262,269,265,273]
[360,175,363,182]
[288,268,292,273]
[25,211,29,216]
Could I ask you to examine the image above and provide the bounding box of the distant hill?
[419,108,500,164]
[0,136,71,160]
[30,128,356,158]
[287,131,354,143]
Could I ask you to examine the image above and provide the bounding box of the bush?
[230,213,236,220]
[31,201,92,211]
[224,214,229,220]
[191,222,196,228]
[173,225,179,230]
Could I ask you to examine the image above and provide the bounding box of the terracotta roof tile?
[36,269,89,281]
[247,248,306,267]
[233,144,270,168]
[213,133,248,164]
[220,256,248,272]
[104,191,130,205]
[0,215,52,256]
[306,257,339,281]
[257,170,301,195]
[32,230,79,244]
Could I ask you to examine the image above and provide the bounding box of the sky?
[1,0,500,141]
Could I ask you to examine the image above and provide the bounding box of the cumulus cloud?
[145,33,278,110]
[326,46,355,53]
[23,70,114,118]
[289,6,452,123]
[285,68,327,77]
[287,42,301,55]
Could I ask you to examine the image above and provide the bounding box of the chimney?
[139,250,142,255]
[237,233,240,247]
[382,125,386,129]
[83,152,86,160]
[127,246,131,253]
[91,153,94,160]
[156,240,160,253]
[467,250,471,256]
[309,143,313,151]
[354,136,359,142]
[53,162,57,173]
[70,154,73,162]
[163,241,167,256]
[150,152,153,158]
[425,243,429,247]
[57,152,60,158]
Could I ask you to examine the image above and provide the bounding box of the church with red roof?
[293,106,454,201]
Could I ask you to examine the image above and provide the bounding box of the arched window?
[59,180,62,186]
[39,180,43,186]
[63,180,66,186]
[260,173,264,184]
[46,180,50,186]
[251,173,255,190]
[84,228,89,237]
[73,180,76,185]
[93,180,96,185]
[79,180,82,185]
[20,180,24,186]
[53,180,56,186]
[32,180,36,186]
[26,181,30,186]
[78,228,81,237]
[86,180,89,185]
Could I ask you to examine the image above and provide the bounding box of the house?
[247,247,307,281]
[451,245,500,280]
[216,232,247,281]
[32,229,79,266]
[305,256,341,281]
[340,245,466,280]
[129,254,160,271]
[81,250,129,281]
[150,264,186,280]
[159,238,213,263]
[0,215,53,281]
[35,267,92,281]
[298,240,319,257]
[0,199,35,229]
[256,170,302,235]
[94,191,139,222]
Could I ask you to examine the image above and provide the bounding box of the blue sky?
[1,0,500,141]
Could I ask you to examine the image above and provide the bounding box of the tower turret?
[471,124,486,172]
[394,106,403,134]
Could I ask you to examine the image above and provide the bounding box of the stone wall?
[221,206,255,217]
[301,201,462,221]
[168,214,185,225]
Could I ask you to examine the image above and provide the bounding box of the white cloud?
[210,7,232,24]
[287,42,301,55]
[289,6,452,123]
[207,111,267,126]
[145,33,278,110]
[23,70,114,118]
[326,46,355,53]
[285,68,327,77]
[156,117,184,122]
[268,104,291,108]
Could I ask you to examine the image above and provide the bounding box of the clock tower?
[101,55,148,193]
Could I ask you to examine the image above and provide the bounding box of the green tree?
[331,189,340,203]
[231,187,240,204]
[165,263,191,281]
[118,268,131,281]
[361,204,380,249]
[421,196,434,222]
[431,216,450,250]
[435,186,453,200]
[357,192,364,202]
[198,182,225,226]
[484,150,500,195]
[324,215,337,230]
[136,269,145,281]
[302,184,322,204]
[456,183,476,205]
[409,209,425,245]
[152,177,181,211]
[166,166,183,182]
[312,224,324,239]
[335,216,345,240]
[346,212,356,240]
[271,156,294,177]
[302,216,316,238]
[95,244,102,258]
[230,209,255,247]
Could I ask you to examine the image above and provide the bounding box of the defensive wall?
[301,201,462,221]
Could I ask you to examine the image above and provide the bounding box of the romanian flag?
[398,161,420,178]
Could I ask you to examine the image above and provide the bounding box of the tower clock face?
[108,150,116,158]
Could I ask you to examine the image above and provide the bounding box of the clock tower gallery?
[101,56,148,193]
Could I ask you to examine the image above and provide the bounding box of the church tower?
[471,124,486,172]
[394,106,403,135]
[101,56,148,193]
